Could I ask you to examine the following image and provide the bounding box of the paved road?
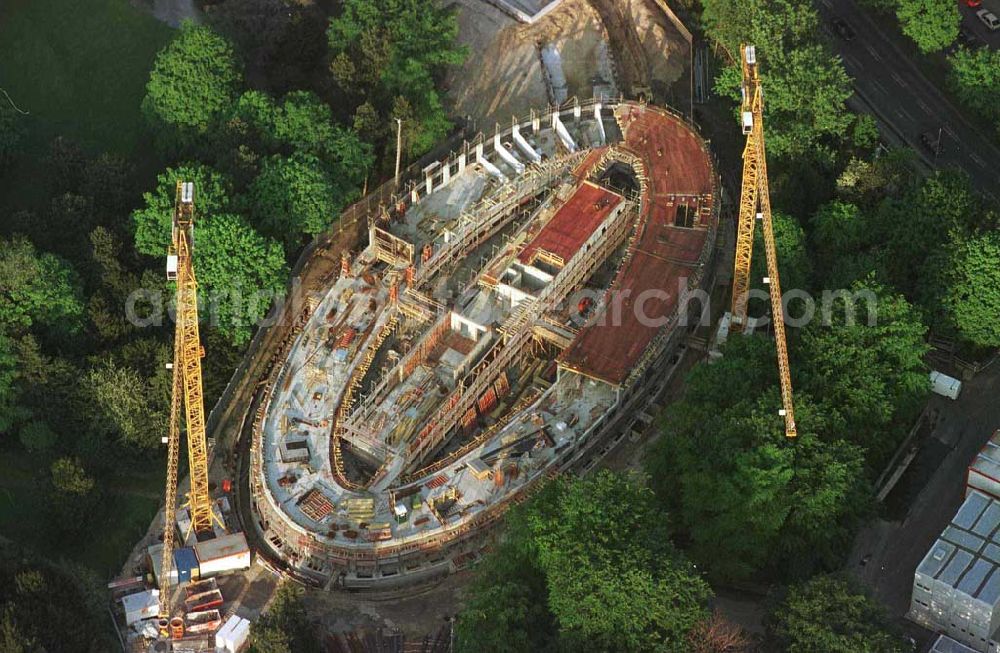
[847,362,1000,645]
[962,0,1000,50]
[817,0,1000,202]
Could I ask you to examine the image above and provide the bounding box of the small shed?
[174,547,200,584]
[121,589,159,626]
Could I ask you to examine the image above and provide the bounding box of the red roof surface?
[518,181,624,267]
[559,106,716,385]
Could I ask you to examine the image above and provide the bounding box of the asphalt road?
[817,0,1000,202]
[848,362,1000,644]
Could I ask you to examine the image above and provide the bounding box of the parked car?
[976,8,1000,31]
[831,17,856,41]
[957,26,985,49]
[966,0,982,8]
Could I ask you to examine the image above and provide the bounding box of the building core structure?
[247,100,719,589]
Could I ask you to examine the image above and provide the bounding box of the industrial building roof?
[918,491,1000,605]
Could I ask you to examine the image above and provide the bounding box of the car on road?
[831,17,856,41]
[920,129,944,156]
[976,8,1000,31]
[966,0,982,7]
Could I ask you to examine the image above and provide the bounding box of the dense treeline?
[457,1,997,650]
[0,0,465,648]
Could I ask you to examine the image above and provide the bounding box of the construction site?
[246,98,720,589]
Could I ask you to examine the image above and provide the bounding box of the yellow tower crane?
[729,44,797,439]
[157,180,218,637]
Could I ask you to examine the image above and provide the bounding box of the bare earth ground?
[447,0,688,127]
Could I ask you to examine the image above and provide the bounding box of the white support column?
[410,187,419,204]
[493,133,525,175]
[458,152,466,174]
[594,103,606,145]
[552,111,577,153]
[512,124,541,163]
[442,161,451,186]
[425,172,434,195]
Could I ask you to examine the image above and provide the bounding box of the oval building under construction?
[247,99,720,589]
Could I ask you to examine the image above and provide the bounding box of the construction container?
[931,634,983,653]
[911,491,1000,651]
[216,614,251,653]
[147,544,177,588]
[121,589,159,626]
[931,371,962,400]
[194,532,250,577]
[174,547,200,584]
[968,432,1000,501]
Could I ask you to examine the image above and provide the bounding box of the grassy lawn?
[0,0,173,209]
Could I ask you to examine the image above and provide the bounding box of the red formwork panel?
[559,108,715,385]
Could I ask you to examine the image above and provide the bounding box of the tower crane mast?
[729,44,798,439]
[157,181,217,637]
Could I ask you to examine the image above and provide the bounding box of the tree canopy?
[944,231,1000,348]
[949,46,1000,123]
[897,0,960,53]
[457,471,711,652]
[142,22,243,147]
[0,236,84,339]
[703,0,856,163]
[765,575,905,653]
[249,584,321,653]
[194,213,289,345]
[248,153,344,249]
[328,0,466,160]
[132,162,235,257]
[0,103,26,172]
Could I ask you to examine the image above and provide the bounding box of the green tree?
[0,236,84,338]
[949,46,1000,121]
[703,0,856,162]
[86,358,168,450]
[458,472,711,652]
[765,575,905,653]
[142,22,243,148]
[749,211,812,319]
[132,163,234,257]
[0,333,20,433]
[0,103,26,172]
[647,337,871,583]
[897,0,960,53]
[944,231,1000,348]
[328,0,466,159]
[800,278,929,467]
[18,420,57,453]
[250,584,321,653]
[195,213,289,345]
[248,153,342,248]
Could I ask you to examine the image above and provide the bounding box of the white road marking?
[890,71,908,88]
[970,153,987,168]
[870,80,888,95]
[944,125,958,139]
[916,99,932,114]
[866,44,883,62]
[844,55,861,70]
[896,107,914,122]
